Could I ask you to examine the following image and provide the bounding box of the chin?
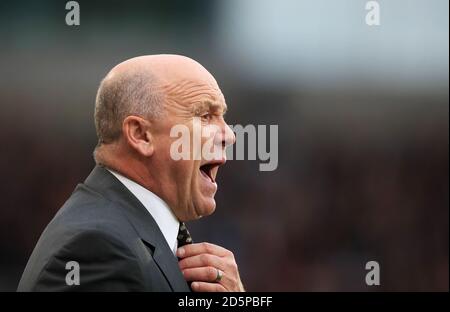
[195,197,217,218]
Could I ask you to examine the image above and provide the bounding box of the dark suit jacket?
[18,165,190,292]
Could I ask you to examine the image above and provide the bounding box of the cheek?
[173,160,198,193]
[190,161,201,186]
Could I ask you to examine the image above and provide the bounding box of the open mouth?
[199,163,216,183]
[199,159,225,184]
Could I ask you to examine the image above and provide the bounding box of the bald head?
[110,54,219,86]
[94,54,220,147]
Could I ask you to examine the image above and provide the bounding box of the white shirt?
[107,169,180,255]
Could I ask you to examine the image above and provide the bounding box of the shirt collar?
[107,169,180,255]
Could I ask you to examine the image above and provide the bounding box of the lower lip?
[199,169,217,192]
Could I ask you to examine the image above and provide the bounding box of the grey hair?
[94,70,165,147]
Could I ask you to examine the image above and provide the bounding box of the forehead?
[162,79,227,112]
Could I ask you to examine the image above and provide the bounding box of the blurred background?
[0,0,448,291]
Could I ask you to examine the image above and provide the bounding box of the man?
[18,55,244,292]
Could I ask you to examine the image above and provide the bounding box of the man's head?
[94,55,235,222]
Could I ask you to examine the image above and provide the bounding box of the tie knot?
[177,222,193,247]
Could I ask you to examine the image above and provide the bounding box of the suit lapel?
[84,165,190,292]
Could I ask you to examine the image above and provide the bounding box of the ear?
[122,116,154,157]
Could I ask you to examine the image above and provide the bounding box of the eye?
[201,113,212,121]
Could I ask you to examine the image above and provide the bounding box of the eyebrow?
[193,100,228,115]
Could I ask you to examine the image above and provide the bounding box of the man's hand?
[177,242,245,292]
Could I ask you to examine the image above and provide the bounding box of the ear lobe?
[122,116,155,157]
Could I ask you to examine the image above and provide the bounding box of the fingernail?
[177,247,185,257]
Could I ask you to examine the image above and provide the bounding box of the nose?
[222,123,236,148]
[214,121,235,149]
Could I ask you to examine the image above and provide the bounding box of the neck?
[95,143,183,221]
[96,144,153,192]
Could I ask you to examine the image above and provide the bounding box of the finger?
[182,266,220,282]
[191,282,227,292]
[177,242,231,258]
[179,254,226,271]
